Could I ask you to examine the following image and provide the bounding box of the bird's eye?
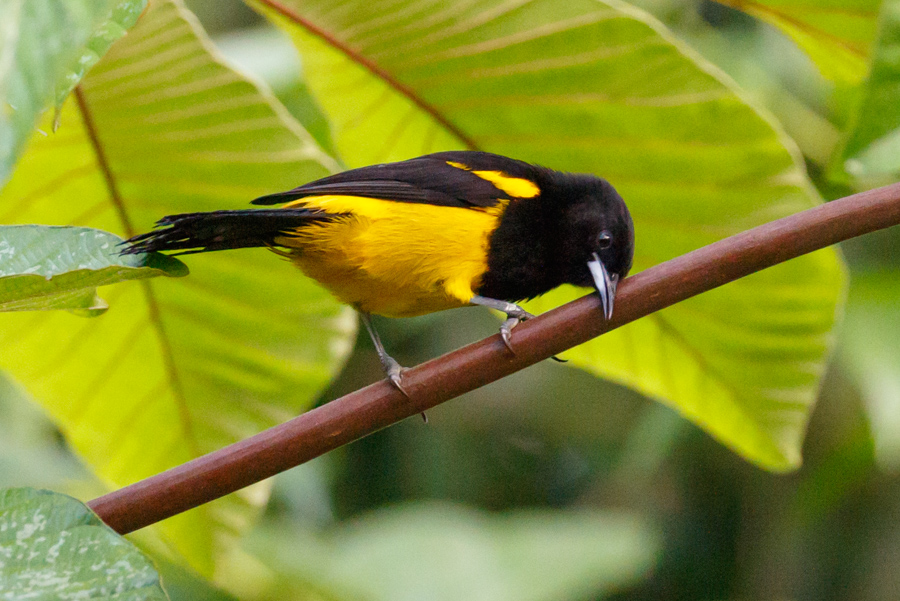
[597,230,613,249]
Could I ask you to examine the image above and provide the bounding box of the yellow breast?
[273,195,507,317]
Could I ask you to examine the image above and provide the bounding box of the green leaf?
[0,372,92,491]
[841,270,900,471]
[0,224,186,314]
[712,0,880,83]
[255,0,844,470]
[243,503,658,601]
[0,487,168,600]
[842,1,900,185]
[213,25,337,157]
[0,0,352,576]
[0,0,148,186]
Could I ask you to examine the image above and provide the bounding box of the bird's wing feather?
[252,151,543,208]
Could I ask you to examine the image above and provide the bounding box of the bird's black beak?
[588,253,618,320]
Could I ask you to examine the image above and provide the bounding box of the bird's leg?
[359,311,409,398]
[469,295,535,353]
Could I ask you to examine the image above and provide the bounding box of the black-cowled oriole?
[125,151,635,391]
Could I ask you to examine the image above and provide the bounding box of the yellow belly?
[273,195,506,317]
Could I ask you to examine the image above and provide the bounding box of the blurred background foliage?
[2,0,900,599]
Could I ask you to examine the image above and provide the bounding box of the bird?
[124,151,635,393]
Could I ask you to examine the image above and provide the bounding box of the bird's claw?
[500,318,518,352]
[383,357,421,419]
[389,373,409,398]
[382,356,410,398]
[499,308,535,355]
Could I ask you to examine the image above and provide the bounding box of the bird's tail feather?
[122,208,333,255]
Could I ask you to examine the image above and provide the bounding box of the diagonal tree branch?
[88,182,900,535]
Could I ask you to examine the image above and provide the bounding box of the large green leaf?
[242,503,658,601]
[0,0,147,186]
[0,0,352,576]
[712,0,880,83]
[0,487,168,600]
[255,0,845,470]
[0,224,186,314]
[842,1,900,185]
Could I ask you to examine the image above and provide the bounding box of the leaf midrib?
[255,0,479,150]
[74,85,200,458]
[713,0,870,57]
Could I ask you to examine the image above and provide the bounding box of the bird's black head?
[547,173,634,319]
[476,165,634,318]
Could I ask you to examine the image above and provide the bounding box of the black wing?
[252,151,543,208]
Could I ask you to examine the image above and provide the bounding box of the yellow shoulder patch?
[444,160,541,199]
[472,170,540,198]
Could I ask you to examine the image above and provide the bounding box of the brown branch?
[88,182,900,534]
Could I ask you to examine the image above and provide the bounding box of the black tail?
[122,208,333,255]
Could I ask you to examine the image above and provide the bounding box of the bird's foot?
[380,355,409,399]
[379,356,425,420]
[470,296,563,360]
[498,306,535,354]
[359,310,412,399]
